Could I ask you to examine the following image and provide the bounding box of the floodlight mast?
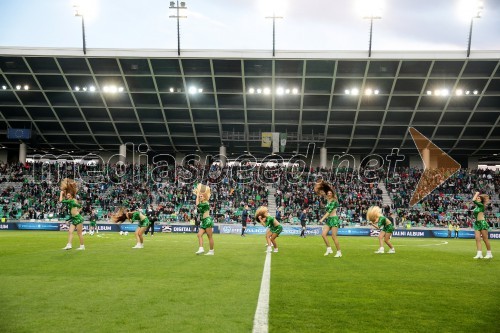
[73,5,87,55]
[169,1,188,56]
[364,14,381,58]
[266,11,283,57]
[466,1,483,58]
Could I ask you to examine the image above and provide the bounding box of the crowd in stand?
[0,162,498,229]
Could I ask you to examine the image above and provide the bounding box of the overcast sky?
[0,0,499,52]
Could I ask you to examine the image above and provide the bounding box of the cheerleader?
[193,184,215,255]
[111,207,150,249]
[367,206,395,254]
[472,192,493,259]
[255,206,282,253]
[315,180,342,257]
[60,178,85,250]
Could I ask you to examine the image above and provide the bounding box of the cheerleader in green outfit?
[472,192,493,259]
[111,208,150,249]
[315,180,342,257]
[367,206,395,254]
[255,206,282,253]
[60,178,85,250]
[194,184,214,255]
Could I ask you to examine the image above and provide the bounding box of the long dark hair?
[314,180,338,201]
[111,207,129,223]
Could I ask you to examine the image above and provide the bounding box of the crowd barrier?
[1,222,499,239]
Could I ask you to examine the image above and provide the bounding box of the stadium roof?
[0,48,499,160]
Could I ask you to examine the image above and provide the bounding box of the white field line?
[252,250,272,333]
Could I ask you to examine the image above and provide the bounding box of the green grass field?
[0,231,498,333]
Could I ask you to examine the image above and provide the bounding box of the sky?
[0,0,499,52]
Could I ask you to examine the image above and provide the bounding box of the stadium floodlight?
[73,3,87,54]
[459,0,484,57]
[357,0,383,57]
[169,1,188,56]
[262,0,285,57]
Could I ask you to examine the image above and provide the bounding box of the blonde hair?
[255,206,268,221]
[194,183,211,200]
[60,178,77,197]
[366,206,382,223]
[478,194,490,206]
[111,207,128,223]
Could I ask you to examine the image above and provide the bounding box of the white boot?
[374,247,384,254]
[324,247,333,256]
[388,248,396,254]
[205,250,214,256]
[484,251,493,259]
[334,251,342,258]
[132,243,143,249]
[196,247,204,255]
[473,251,483,259]
[62,244,72,250]
[76,245,85,250]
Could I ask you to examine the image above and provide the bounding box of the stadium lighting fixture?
[169,1,188,56]
[473,89,478,95]
[169,87,175,92]
[1,85,6,90]
[291,88,298,94]
[276,87,284,95]
[263,87,271,95]
[89,86,96,92]
[248,88,255,94]
[263,0,285,57]
[16,85,21,90]
[73,2,88,55]
[456,89,463,95]
[459,0,483,57]
[357,0,383,57]
[256,88,262,94]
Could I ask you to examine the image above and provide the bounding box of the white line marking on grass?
[381,241,449,247]
[252,251,271,333]
[416,241,448,247]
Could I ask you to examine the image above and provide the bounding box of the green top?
[473,201,484,220]
[61,199,81,209]
[325,200,340,213]
[130,211,143,222]
[265,216,276,228]
[377,216,388,229]
[197,202,210,215]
